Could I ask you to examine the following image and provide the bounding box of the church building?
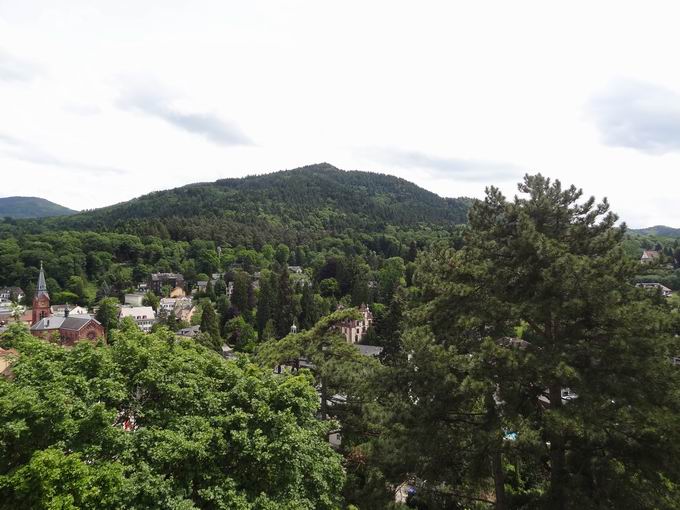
[29,262,105,346]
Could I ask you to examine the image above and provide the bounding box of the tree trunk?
[319,377,328,420]
[485,391,507,510]
[548,383,566,510]
[492,447,507,510]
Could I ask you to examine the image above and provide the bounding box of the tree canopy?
[0,323,344,509]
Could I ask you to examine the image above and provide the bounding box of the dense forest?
[2,164,473,247]
[3,170,680,509]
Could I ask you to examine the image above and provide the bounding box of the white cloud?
[1,1,680,226]
[587,79,680,154]
[0,48,41,82]
[356,147,522,182]
[117,82,252,146]
[0,133,126,175]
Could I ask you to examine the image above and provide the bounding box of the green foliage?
[379,174,680,509]
[377,257,405,302]
[274,269,294,338]
[24,164,470,246]
[199,301,220,348]
[0,324,345,509]
[299,283,319,330]
[142,291,160,312]
[95,298,120,340]
[275,243,290,265]
[230,271,251,314]
[319,278,340,298]
[223,315,257,352]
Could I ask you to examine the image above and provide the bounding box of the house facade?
[27,264,105,345]
[0,287,24,303]
[641,250,661,263]
[119,306,156,333]
[338,304,373,344]
[149,273,184,295]
[636,282,673,297]
[51,304,90,317]
[31,315,105,346]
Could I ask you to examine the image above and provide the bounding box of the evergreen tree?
[215,295,230,335]
[256,273,275,337]
[299,283,318,330]
[262,319,277,342]
[214,278,227,297]
[223,315,257,351]
[274,268,294,338]
[200,300,220,345]
[166,310,180,332]
[95,297,120,341]
[407,240,418,262]
[205,280,216,301]
[386,174,680,509]
[275,243,290,265]
[230,271,250,315]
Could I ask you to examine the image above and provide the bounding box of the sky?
[1,1,680,227]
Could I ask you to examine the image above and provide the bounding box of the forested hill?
[0,196,77,219]
[31,163,473,246]
[631,225,680,238]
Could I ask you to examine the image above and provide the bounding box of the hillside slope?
[44,163,472,245]
[631,225,680,238]
[0,196,77,219]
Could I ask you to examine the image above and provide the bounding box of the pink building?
[338,304,373,344]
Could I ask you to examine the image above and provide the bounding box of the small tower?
[32,261,51,325]
[290,322,298,334]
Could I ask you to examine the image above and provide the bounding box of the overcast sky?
[1,1,680,227]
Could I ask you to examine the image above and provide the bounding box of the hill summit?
[0,196,77,219]
[51,163,472,245]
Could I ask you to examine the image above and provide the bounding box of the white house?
[51,304,90,317]
[636,282,673,297]
[159,298,177,313]
[640,250,661,263]
[119,306,156,333]
[0,287,24,303]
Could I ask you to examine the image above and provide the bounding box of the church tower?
[32,261,51,325]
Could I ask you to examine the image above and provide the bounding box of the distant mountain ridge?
[0,196,77,219]
[631,225,680,238]
[41,163,473,245]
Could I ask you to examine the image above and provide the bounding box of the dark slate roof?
[356,345,384,357]
[0,287,24,295]
[36,262,49,299]
[496,337,531,350]
[30,317,65,331]
[60,317,100,331]
[151,273,184,281]
[177,325,201,337]
[31,316,100,332]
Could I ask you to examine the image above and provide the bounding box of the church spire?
[37,261,49,298]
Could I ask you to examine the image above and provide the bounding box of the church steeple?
[32,261,51,325]
[36,261,49,298]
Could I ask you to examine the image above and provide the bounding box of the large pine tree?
[385,175,680,509]
[274,268,294,338]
